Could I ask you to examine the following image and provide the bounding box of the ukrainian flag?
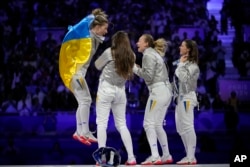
[59,14,94,91]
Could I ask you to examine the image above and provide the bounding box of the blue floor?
[0,111,249,165]
[0,130,249,165]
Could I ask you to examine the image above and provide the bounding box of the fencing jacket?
[95,48,126,87]
[133,47,170,87]
[173,61,200,96]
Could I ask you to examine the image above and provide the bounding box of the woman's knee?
[179,125,195,135]
[97,123,108,129]
[115,124,127,132]
[143,123,155,131]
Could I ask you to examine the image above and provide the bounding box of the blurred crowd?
[0,0,248,116]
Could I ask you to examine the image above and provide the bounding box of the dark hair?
[111,31,135,80]
[183,39,199,64]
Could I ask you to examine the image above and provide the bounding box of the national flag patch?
[184,101,190,112]
[150,100,157,111]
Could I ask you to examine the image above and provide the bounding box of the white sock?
[76,107,82,134]
[97,125,107,148]
[156,126,170,156]
[184,129,196,159]
[145,127,159,158]
[79,103,90,135]
[119,127,134,159]
[180,134,187,154]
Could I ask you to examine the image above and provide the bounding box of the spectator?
[192,30,203,45]
[238,49,250,77]
[212,93,225,112]
[224,105,239,134]
[224,91,240,134]
[1,137,22,164]
[2,94,17,114]
[227,91,240,112]
[220,5,228,35]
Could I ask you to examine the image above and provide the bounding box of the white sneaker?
[176,157,197,165]
[82,131,97,143]
[141,156,162,165]
[161,154,173,164]
[125,156,137,165]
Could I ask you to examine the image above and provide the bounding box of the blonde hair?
[142,34,169,57]
[90,8,108,29]
[154,38,169,57]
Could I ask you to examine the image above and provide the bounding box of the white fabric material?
[185,129,197,160]
[70,75,92,135]
[96,80,135,158]
[143,83,172,158]
[175,91,197,135]
[175,91,197,160]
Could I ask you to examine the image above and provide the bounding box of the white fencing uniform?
[133,47,173,159]
[95,48,136,161]
[173,61,200,161]
[71,32,104,136]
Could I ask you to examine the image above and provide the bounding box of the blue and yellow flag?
[184,101,191,112]
[59,14,94,91]
[149,99,157,111]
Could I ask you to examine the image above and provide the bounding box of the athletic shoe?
[176,157,197,165]
[72,132,91,146]
[141,156,162,165]
[161,154,173,164]
[125,156,137,165]
[82,131,98,143]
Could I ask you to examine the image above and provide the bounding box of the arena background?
[0,0,250,166]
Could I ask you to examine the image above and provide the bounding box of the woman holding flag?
[59,8,109,145]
